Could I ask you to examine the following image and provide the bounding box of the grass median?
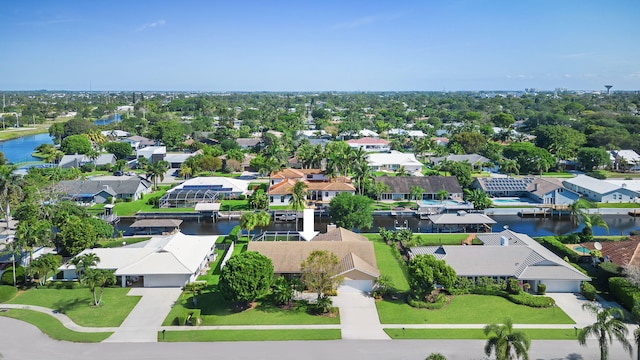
[158,329,341,342]
[384,328,579,340]
[0,309,112,342]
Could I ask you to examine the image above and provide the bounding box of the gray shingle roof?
[56,177,151,197]
[377,175,462,194]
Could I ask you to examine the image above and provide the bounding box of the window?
[280,196,285,202]
[325,192,329,197]
[270,196,273,202]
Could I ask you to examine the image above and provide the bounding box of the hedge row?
[536,237,580,263]
[469,288,555,308]
[581,282,597,301]
[609,277,640,312]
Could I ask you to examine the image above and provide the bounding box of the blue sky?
[1,0,639,91]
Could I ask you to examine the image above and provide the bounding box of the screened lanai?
[159,189,219,208]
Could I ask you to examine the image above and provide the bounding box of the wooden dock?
[629,209,640,217]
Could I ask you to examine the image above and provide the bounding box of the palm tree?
[499,158,520,176]
[71,252,101,278]
[0,165,22,231]
[146,160,170,190]
[290,181,308,231]
[568,199,592,226]
[179,164,192,179]
[578,303,632,360]
[395,166,409,177]
[352,160,374,195]
[82,268,115,306]
[464,188,492,210]
[239,212,258,241]
[410,185,424,204]
[255,210,271,233]
[584,213,610,235]
[437,189,450,204]
[484,317,531,360]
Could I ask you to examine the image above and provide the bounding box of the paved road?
[0,316,636,360]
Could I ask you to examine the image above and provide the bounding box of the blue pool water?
[574,246,591,254]
[421,200,461,205]
[492,198,521,204]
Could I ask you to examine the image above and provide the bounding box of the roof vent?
[500,236,509,246]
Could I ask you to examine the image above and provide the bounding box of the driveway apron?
[103,287,183,343]
[331,291,390,340]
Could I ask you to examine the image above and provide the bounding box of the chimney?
[326,223,337,232]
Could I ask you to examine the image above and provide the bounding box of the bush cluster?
[581,282,597,301]
[176,309,202,326]
[407,293,447,309]
[449,277,554,308]
[609,277,640,312]
[0,266,25,285]
[536,237,580,263]
[536,283,546,295]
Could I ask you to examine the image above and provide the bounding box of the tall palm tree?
[146,160,170,190]
[290,181,308,231]
[71,252,101,278]
[568,199,592,226]
[352,160,374,195]
[584,213,610,235]
[239,212,258,241]
[437,189,450,203]
[410,185,424,204]
[395,166,409,177]
[484,317,531,360]
[578,303,632,360]
[499,158,520,176]
[179,164,192,179]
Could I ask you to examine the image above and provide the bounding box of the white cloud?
[139,19,166,31]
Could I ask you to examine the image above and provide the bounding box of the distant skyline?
[1,0,639,92]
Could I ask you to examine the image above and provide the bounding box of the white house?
[268,168,355,207]
[563,175,640,203]
[366,151,423,173]
[346,137,390,153]
[609,150,640,171]
[410,229,591,293]
[136,146,166,163]
[160,176,250,207]
[525,178,581,205]
[60,232,218,287]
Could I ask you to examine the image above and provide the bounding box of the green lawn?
[90,187,174,216]
[163,290,340,326]
[158,329,341,342]
[220,199,250,211]
[376,295,574,325]
[413,234,472,245]
[7,288,140,327]
[96,237,150,248]
[0,309,113,342]
[365,234,410,292]
[384,328,579,340]
[596,202,640,208]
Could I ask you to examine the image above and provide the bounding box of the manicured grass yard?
[0,309,113,342]
[365,234,410,292]
[7,288,140,327]
[384,328,578,340]
[163,290,340,326]
[376,295,574,325]
[158,329,341,342]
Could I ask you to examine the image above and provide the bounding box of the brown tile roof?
[526,178,565,196]
[247,228,378,276]
[270,168,324,179]
[580,239,640,267]
[346,137,389,145]
[269,179,355,195]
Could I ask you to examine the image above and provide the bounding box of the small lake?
[0,132,53,163]
[0,113,121,164]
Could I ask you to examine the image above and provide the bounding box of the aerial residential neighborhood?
[1,1,639,360]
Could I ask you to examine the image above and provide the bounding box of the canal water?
[115,214,640,238]
[0,114,121,163]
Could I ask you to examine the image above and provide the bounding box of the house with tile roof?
[248,226,380,292]
[525,177,580,205]
[410,229,591,292]
[268,169,355,208]
[563,174,640,203]
[346,137,390,153]
[471,177,534,197]
[55,176,152,203]
[60,232,218,287]
[429,154,492,172]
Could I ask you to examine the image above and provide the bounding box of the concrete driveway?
[103,287,183,343]
[331,291,390,340]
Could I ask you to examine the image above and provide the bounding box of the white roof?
[170,176,250,194]
[366,151,422,167]
[62,232,217,276]
[428,213,496,225]
[359,129,379,137]
[101,130,129,137]
[164,153,195,163]
[563,174,621,194]
[604,179,640,192]
[136,146,166,157]
[611,149,640,163]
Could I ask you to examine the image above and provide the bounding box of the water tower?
[605,85,613,95]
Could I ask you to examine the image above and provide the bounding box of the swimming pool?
[574,246,591,254]
[492,198,522,204]
[421,200,461,206]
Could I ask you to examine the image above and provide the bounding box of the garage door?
[541,280,581,293]
[338,280,374,293]
[144,274,189,287]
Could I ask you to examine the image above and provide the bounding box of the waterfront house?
[159,176,250,207]
[525,177,580,205]
[60,232,217,288]
[248,226,379,292]
[55,176,152,203]
[471,177,534,197]
[58,153,117,169]
[410,229,591,293]
[429,154,492,172]
[268,168,355,208]
[563,174,640,203]
[376,175,463,201]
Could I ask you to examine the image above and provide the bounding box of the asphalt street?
[0,317,635,360]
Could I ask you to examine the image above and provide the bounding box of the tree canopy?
[218,251,273,306]
[328,193,373,230]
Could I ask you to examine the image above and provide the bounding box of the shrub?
[1,266,25,285]
[536,237,580,263]
[609,277,640,312]
[188,309,201,325]
[506,279,521,294]
[0,285,17,302]
[569,262,589,275]
[586,170,606,180]
[146,195,161,206]
[293,300,309,313]
[45,280,80,289]
[536,283,546,295]
[407,293,447,309]
[581,282,597,301]
[506,292,555,308]
[177,312,189,326]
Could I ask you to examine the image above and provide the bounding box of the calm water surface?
[115,214,640,238]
